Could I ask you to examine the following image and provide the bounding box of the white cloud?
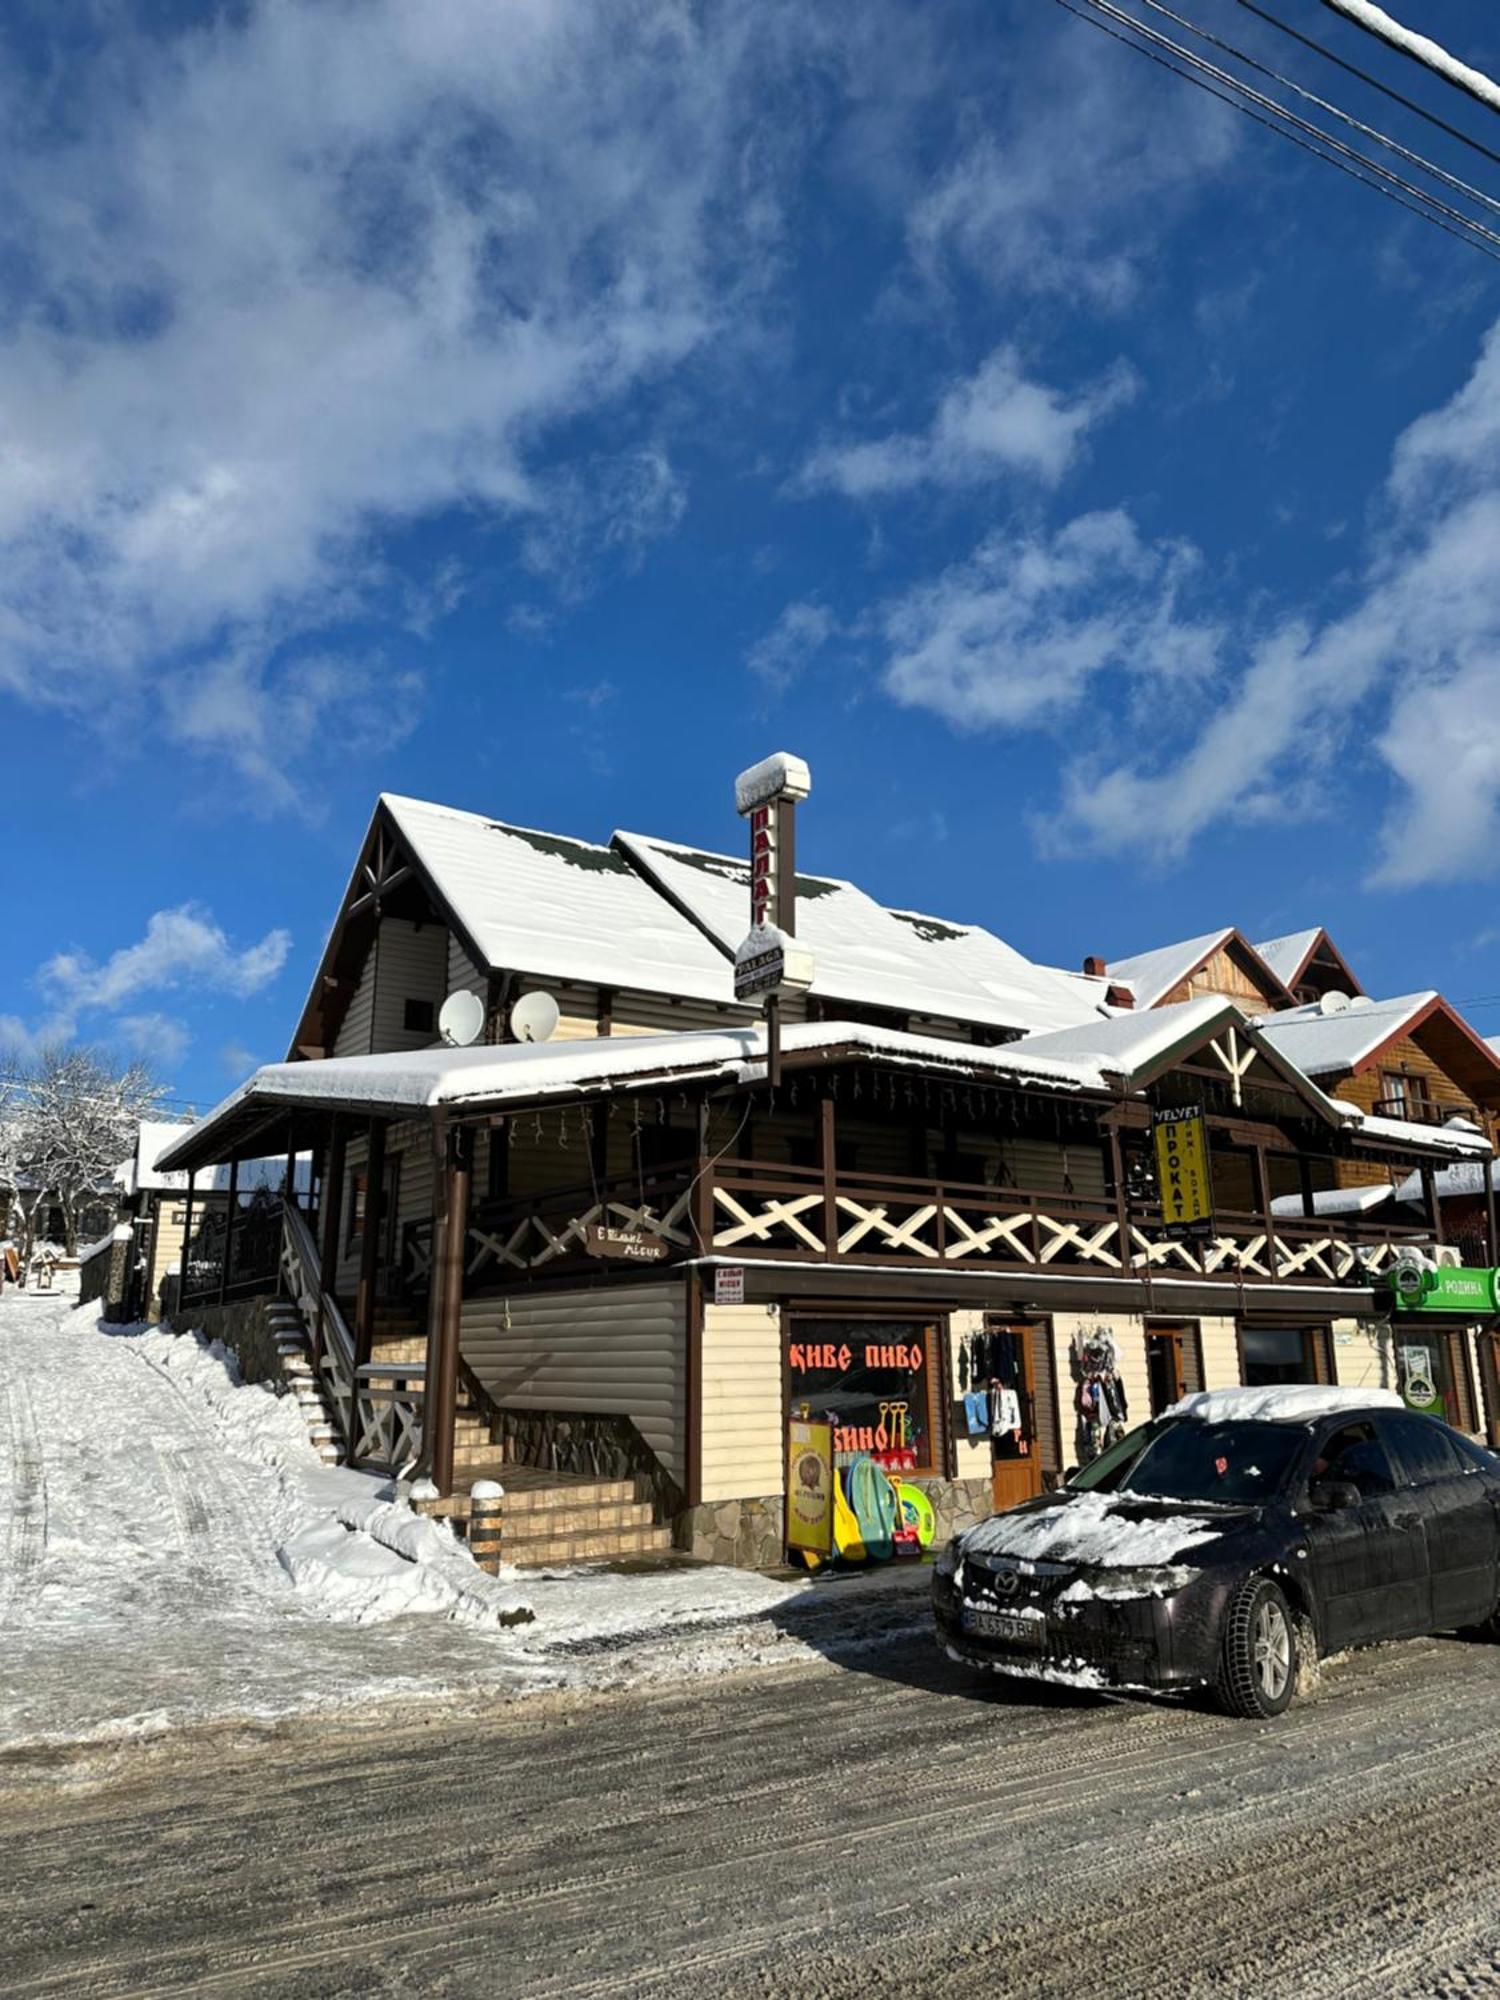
[41,906,291,1014]
[904,27,1237,308]
[746,601,839,690]
[0,2,788,788]
[116,1014,192,1071]
[797,349,1137,497]
[521,447,688,597]
[878,511,1217,730]
[220,1040,259,1078]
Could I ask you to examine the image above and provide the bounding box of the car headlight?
[934,1535,962,1580]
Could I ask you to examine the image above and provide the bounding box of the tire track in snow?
[1,1373,49,1623]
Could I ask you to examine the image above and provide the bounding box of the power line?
[1318,0,1500,119]
[1051,0,1500,264]
[1229,0,1500,173]
[1134,0,1500,220]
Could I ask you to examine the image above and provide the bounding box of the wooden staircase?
[412,1463,675,1570]
[267,1297,342,1464]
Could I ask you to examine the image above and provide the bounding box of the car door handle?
[1395,1513,1422,1532]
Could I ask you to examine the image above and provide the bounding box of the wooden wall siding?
[461,1280,686,1483]
[1211,1150,1258,1212]
[1332,1032,1484,1186]
[150,1200,190,1297]
[333,940,378,1056]
[368,920,448,1052]
[700,1300,783,1501]
[446,932,486,1002]
[1163,945,1280,1012]
[336,1133,369,1292]
[1329,1318,1394,1397]
[1198,1316,1242,1391]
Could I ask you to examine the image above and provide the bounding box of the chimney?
[1082,954,1107,978]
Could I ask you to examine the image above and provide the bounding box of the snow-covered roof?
[384,794,736,1005]
[1270,1184,1397,1219]
[614,830,1105,1036]
[118,1119,309,1195]
[1393,1157,1500,1203]
[119,1120,197,1193]
[1254,991,1437,1076]
[1105,929,1235,1010]
[1253,929,1323,991]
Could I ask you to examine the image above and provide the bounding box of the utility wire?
[1133,0,1500,220]
[1051,0,1500,264]
[1229,0,1500,173]
[1318,0,1500,119]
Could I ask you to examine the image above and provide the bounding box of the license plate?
[961,1607,1045,1648]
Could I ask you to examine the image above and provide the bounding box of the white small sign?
[733,923,815,1004]
[714,1265,745,1306]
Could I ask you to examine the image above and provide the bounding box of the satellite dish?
[1318,990,1351,1016]
[438,989,486,1048]
[510,990,560,1043]
[1348,994,1374,1010]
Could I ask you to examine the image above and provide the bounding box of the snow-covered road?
[0,1292,916,1754]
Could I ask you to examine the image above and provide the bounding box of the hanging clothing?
[963,1390,990,1440]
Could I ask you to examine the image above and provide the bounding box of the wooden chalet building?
[156,789,1496,1568]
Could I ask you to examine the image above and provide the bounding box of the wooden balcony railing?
[414,1154,1437,1291]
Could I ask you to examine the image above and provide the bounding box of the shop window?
[787,1317,941,1475]
[404,997,435,1035]
[1395,1332,1478,1433]
[1240,1324,1330,1387]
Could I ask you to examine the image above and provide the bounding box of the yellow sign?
[1152,1103,1213,1239]
[786,1418,834,1556]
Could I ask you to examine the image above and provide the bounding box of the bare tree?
[1,1046,166,1258]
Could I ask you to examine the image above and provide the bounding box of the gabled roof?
[1256,991,1500,1103]
[1253,927,1364,997]
[1013,993,1340,1119]
[384,795,734,1004]
[1105,928,1292,1012]
[615,831,1106,1036]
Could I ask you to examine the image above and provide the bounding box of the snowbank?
[1167,1386,1403,1424]
[141,1322,534,1629]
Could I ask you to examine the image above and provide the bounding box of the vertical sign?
[1152,1103,1213,1240]
[733,753,816,1006]
[785,1416,834,1558]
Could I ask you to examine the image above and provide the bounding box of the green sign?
[1384,1264,1499,1316]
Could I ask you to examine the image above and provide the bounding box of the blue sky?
[6,0,1500,1109]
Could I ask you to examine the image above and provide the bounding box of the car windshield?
[1078,1418,1306,1505]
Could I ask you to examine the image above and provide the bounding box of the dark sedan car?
[933,1391,1500,1716]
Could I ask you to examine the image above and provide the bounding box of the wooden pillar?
[1298,1155,1316,1221]
[818,1093,837,1262]
[181,1169,196,1306]
[1421,1164,1445,1244]
[1108,1124,1133,1275]
[354,1117,386,1371]
[684,1268,703,1511]
[590,1101,609,1191]
[1253,1146,1277,1275]
[430,1123,472,1499]
[691,1098,712,1258]
[283,1137,297,1209]
[1485,1158,1499,1268]
[316,1117,347,1369]
[217,1155,239,1306]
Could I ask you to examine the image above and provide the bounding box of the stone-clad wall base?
[166,1297,288,1389]
[678,1475,993,1568]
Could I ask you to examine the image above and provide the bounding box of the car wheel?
[1215,1576,1298,1719]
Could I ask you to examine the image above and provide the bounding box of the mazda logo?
[991,1563,1020,1597]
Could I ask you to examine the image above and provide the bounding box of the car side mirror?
[1310,1478,1362,1513]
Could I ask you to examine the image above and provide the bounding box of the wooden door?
[988,1320,1046,1513]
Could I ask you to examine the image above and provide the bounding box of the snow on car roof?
[1167,1386,1404,1424]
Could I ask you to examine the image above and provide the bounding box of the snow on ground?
[0,1289,917,1755]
